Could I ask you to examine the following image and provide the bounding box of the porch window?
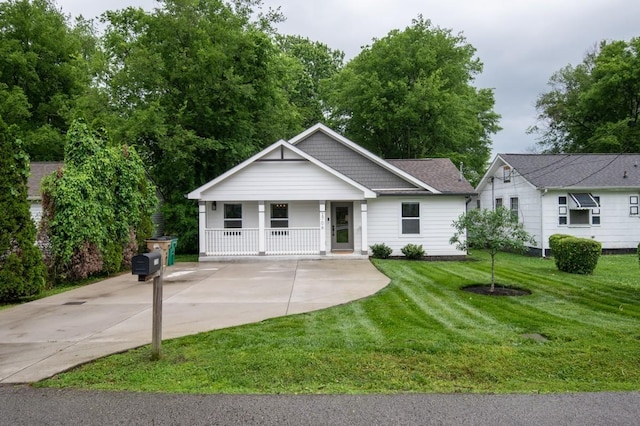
[270,203,289,228]
[401,202,420,234]
[224,204,242,229]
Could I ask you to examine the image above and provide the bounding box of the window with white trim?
[510,197,519,221]
[630,196,639,216]
[495,197,503,209]
[591,196,600,225]
[558,196,568,225]
[224,204,242,229]
[503,166,512,183]
[270,203,289,228]
[401,202,420,234]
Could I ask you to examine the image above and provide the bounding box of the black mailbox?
[132,252,162,278]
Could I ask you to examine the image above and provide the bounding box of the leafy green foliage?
[0,118,46,301]
[370,243,393,259]
[40,120,157,281]
[275,35,344,128]
[0,0,94,160]
[549,234,601,275]
[450,207,536,290]
[400,243,425,260]
[86,0,308,252]
[531,37,640,153]
[324,16,500,181]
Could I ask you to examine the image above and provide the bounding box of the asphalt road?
[1,386,638,425]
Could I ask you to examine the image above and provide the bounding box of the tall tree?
[0,117,46,301]
[324,17,500,180]
[531,38,640,153]
[0,0,95,160]
[93,0,304,252]
[275,35,344,128]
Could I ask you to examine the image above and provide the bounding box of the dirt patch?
[462,284,531,297]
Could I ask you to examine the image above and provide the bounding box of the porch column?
[319,201,326,255]
[360,201,368,255]
[198,201,206,256]
[258,201,266,255]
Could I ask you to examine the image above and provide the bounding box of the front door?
[331,202,353,251]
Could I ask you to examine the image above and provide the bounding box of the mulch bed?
[462,284,531,296]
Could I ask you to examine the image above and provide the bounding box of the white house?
[28,162,63,224]
[187,124,475,260]
[475,153,640,255]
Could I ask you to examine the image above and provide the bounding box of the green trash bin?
[167,237,178,266]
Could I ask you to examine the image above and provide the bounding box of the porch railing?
[204,228,259,256]
[204,227,320,256]
[265,227,319,255]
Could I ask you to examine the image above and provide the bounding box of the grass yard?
[38,251,640,394]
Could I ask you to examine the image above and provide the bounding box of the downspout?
[540,188,547,258]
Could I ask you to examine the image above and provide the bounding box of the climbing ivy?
[40,120,157,281]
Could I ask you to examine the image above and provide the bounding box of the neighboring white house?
[187,124,475,260]
[28,162,63,224]
[475,153,640,255]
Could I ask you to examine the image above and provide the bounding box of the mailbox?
[132,252,162,280]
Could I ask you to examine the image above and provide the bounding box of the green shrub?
[637,242,640,264]
[551,234,601,274]
[370,243,393,259]
[549,234,572,254]
[401,243,425,260]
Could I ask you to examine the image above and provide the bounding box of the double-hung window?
[224,204,242,229]
[270,203,289,228]
[401,202,420,234]
[510,197,519,221]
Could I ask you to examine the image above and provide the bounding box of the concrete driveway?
[0,260,389,384]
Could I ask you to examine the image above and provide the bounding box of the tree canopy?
[324,17,500,180]
[0,0,94,160]
[530,37,640,153]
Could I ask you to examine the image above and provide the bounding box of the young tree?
[530,37,640,153]
[0,118,46,301]
[324,16,500,180]
[450,207,535,292]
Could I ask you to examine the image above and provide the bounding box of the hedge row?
[549,234,601,275]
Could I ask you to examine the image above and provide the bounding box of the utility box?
[132,252,162,279]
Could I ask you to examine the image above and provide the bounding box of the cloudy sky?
[56,0,640,157]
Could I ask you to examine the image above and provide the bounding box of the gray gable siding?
[295,132,418,190]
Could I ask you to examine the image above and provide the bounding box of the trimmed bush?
[550,234,601,274]
[401,243,425,260]
[370,243,392,259]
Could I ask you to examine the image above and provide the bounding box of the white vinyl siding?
[200,161,365,201]
[368,196,466,256]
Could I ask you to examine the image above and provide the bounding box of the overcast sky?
[56,0,640,157]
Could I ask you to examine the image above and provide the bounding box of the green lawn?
[38,252,640,394]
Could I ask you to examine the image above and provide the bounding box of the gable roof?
[496,154,640,189]
[187,139,377,199]
[28,162,63,200]
[387,159,475,194]
[290,123,446,194]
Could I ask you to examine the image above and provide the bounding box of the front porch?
[198,200,369,259]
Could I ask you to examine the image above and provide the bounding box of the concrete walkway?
[0,260,389,384]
